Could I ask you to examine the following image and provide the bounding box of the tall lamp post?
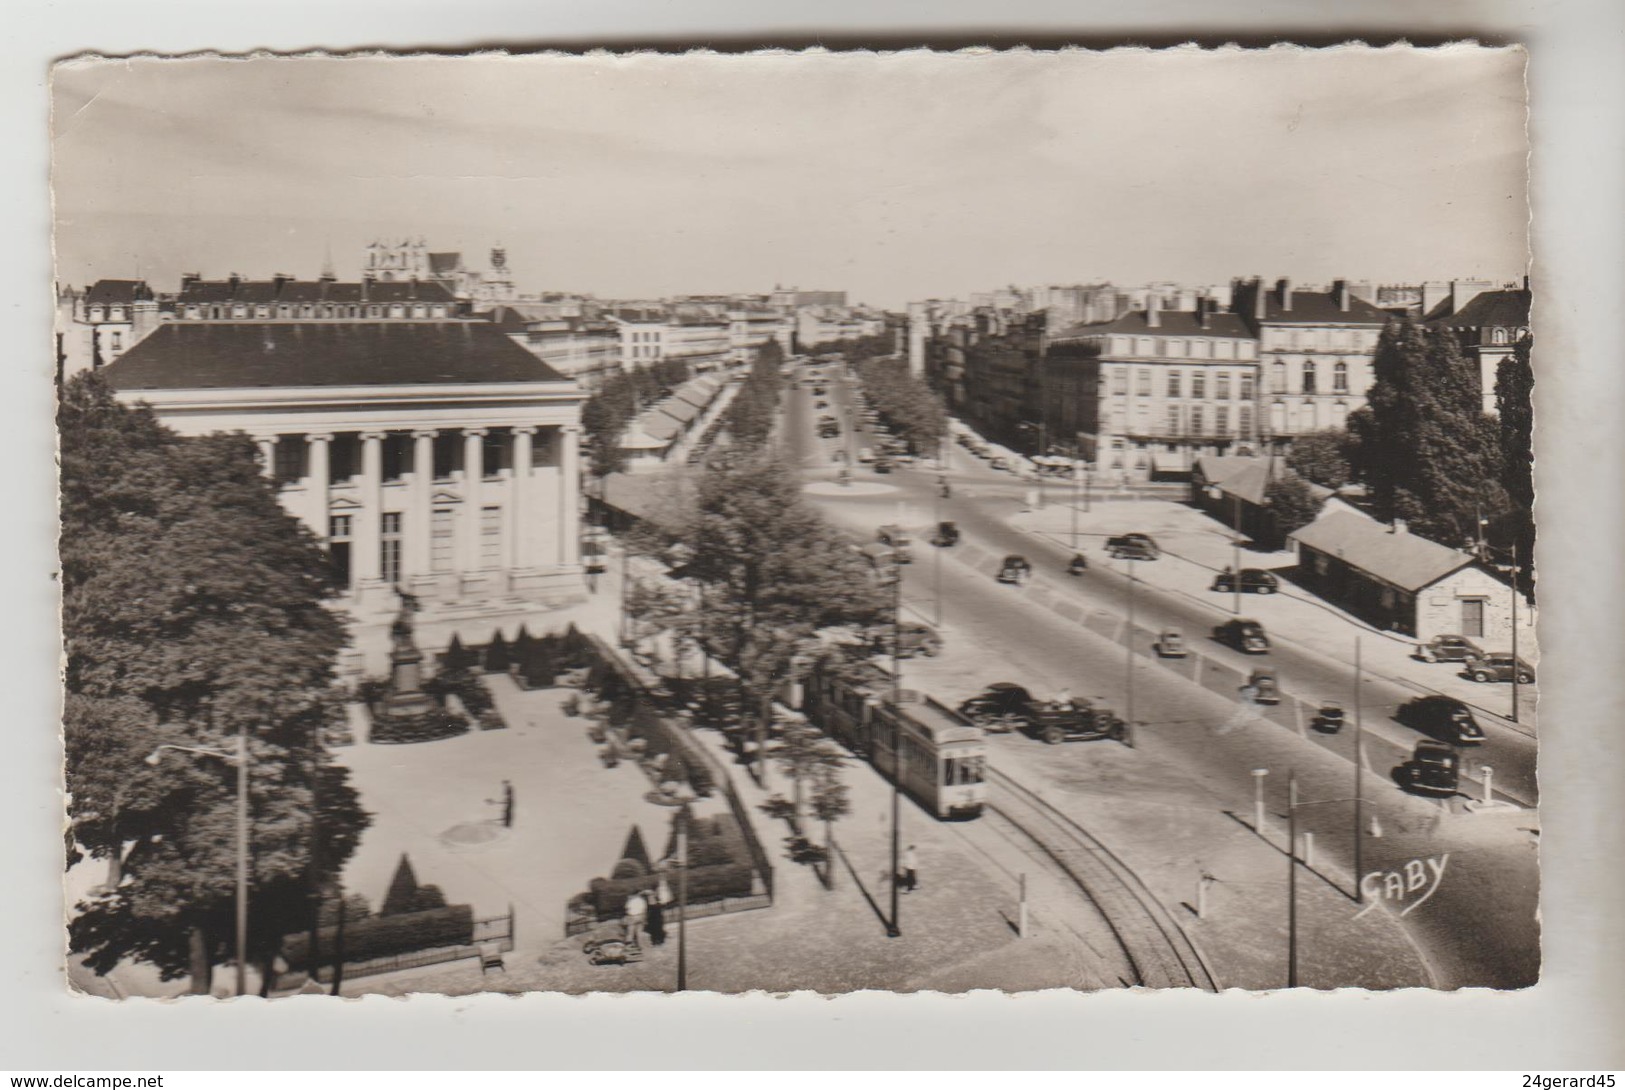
[886,552,903,938]
[146,721,249,997]
[1124,556,1138,731]
[1509,542,1523,725]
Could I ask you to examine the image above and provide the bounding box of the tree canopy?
[1348,318,1508,550]
[580,358,695,478]
[1494,334,1536,592]
[1285,428,1355,490]
[855,357,949,457]
[60,373,369,992]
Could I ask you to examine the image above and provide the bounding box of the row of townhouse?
[919,275,1530,482]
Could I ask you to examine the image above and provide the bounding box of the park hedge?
[280,904,474,972]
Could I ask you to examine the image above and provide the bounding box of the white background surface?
[4,0,1622,1071]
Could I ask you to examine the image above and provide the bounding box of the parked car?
[1463,652,1535,684]
[877,524,912,562]
[1310,701,1347,733]
[1154,627,1188,658]
[989,456,1010,471]
[956,684,1125,745]
[1396,695,1485,746]
[931,521,959,547]
[815,400,828,410]
[1396,740,1461,798]
[873,457,894,474]
[1213,618,1271,654]
[1212,568,1279,594]
[997,555,1032,585]
[869,621,942,659]
[1105,533,1160,560]
[1246,668,1281,705]
[1415,634,1485,664]
[857,447,875,464]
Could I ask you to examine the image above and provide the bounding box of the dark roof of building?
[1052,309,1255,341]
[175,278,456,307]
[1288,509,1474,592]
[1252,290,1391,327]
[84,279,154,306]
[1193,455,1332,506]
[1433,288,1531,330]
[101,322,570,391]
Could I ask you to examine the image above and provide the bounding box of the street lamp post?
[1125,556,1137,731]
[887,553,903,939]
[146,722,249,997]
[1354,637,1365,902]
[1230,492,1243,616]
[1288,770,1300,988]
[1509,542,1522,724]
[676,801,690,991]
[933,481,943,628]
[1250,768,1269,834]
[1070,454,1081,551]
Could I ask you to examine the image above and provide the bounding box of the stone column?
[410,429,437,577]
[356,432,386,583]
[256,436,277,479]
[511,426,536,571]
[558,424,581,566]
[462,428,488,572]
[306,434,333,539]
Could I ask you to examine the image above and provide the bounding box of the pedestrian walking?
[623,890,647,944]
[902,844,920,893]
[501,780,514,828]
[646,886,667,947]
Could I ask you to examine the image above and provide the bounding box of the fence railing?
[291,909,515,987]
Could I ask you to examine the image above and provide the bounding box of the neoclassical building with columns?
[101,320,586,674]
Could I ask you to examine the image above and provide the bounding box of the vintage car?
[1463,652,1536,684]
[989,456,1010,471]
[1415,634,1485,664]
[1105,533,1160,560]
[1396,739,1462,798]
[1245,668,1281,705]
[1154,627,1188,658]
[1211,568,1280,594]
[956,683,1126,745]
[873,457,894,474]
[997,555,1032,585]
[1396,695,1485,746]
[876,524,913,562]
[1310,701,1347,733]
[932,521,960,547]
[1213,618,1271,654]
[868,621,943,659]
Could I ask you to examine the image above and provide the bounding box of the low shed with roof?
[1289,509,1519,643]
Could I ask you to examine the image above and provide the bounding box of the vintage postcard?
[53,46,1535,998]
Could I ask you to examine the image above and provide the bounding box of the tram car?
[802,661,986,821]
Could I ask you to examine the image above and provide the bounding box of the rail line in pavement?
[984,767,1220,991]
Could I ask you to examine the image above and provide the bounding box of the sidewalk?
[1003,497,1537,730]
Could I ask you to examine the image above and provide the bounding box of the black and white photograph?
[51,45,1543,1001]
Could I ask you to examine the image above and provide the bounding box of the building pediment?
[431,489,463,505]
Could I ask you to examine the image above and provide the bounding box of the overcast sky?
[51,48,1529,309]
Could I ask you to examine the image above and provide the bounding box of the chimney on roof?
[1277,278,1292,311]
[227,273,242,290]
[1199,296,1212,329]
[181,273,201,290]
[1251,278,1267,321]
[273,273,293,290]
[1145,295,1161,328]
[319,266,337,284]
[1334,279,1351,312]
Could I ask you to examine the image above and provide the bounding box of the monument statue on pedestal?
[383,585,436,717]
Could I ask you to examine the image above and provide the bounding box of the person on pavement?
[623,890,647,944]
[902,845,920,893]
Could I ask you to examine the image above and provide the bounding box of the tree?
[771,718,848,824]
[1264,475,1324,538]
[1351,318,1508,549]
[1285,429,1354,490]
[1495,334,1536,593]
[856,357,948,457]
[60,373,369,993]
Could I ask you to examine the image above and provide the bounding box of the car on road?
[932,521,959,547]
[1463,652,1535,684]
[877,524,912,562]
[1395,695,1485,746]
[1105,533,1160,560]
[956,683,1126,745]
[815,400,828,409]
[1310,701,1346,733]
[1212,618,1271,654]
[873,457,894,473]
[1415,634,1485,664]
[1211,568,1279,594]
[997,555,1032,585]
[1246,668,1281,704]
[812,386,826,396]
[1154,627,1188,658]
[857,447,875,464]
[1396,739,1461,798]
[989,456,1010,470]
[867,621,942,659]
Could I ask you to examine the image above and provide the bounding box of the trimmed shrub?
[368,706,470,744]
[610,857,648,881]
[380,854,423,916]
[440,634,479,672]
[317,891,372,928]
[281,904,475,972]
[483,631,512,674]
[478,708,506,731]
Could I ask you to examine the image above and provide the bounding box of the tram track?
[984,767,1220,991]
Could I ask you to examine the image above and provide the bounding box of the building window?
[1333,401,1348,427]
[1191,407,1205,435]
[433,434,458,479]
[1135,369,1151,396]
[1334,361,1349,392]
[1460,597,1486,637]
[1216,406,1230,435]
[1216,371,1232,399]
[382,434,409,482]
[328,435,358,484]
[1165,405,1181,435]
[109,331,123,353]
[380,512,403,585]
[430,508,455,572]
[1108,367,1127,396]
[1239,405,1253,437]
[480,506,503,569]
[1166,370,1182,398]
[1240,372,1257,400]
[1191,371,1206,399]
[273,437,305,484]
[1302,361,1318,395]
[1270,361,1288,394]
[483,431,511,478]
[329,515,353,588]
[1491,328,1508,345]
